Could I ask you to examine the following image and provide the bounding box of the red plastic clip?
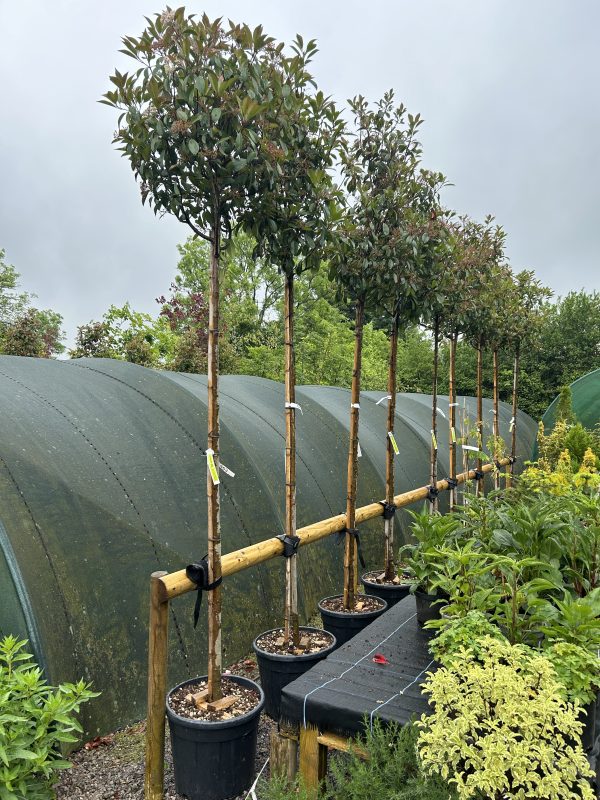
[372,653,389,665]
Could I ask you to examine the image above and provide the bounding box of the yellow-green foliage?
[417,637,594,800]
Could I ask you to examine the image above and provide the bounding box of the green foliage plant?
[417,636,594,800]
[0,635,98,800]
[539,587,600,651]
[427,611,506,666]
[399,509,462,593]
[259,720,454,800]
[543,640,600,706]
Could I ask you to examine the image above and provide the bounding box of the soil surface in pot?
[363,569,415,586]
[255,628,334,655]
[169,677,260,722]
[321,594,384,613]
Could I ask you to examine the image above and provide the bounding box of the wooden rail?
[144,457,509,799]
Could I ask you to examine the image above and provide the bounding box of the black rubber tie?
[446,478,458,490]
[473,469,485,481]
[380,501,397,520]
[427,485,439,503]
[509,455,517,464]
[186,557,223,628]
[277,533,301,558]
[336,528,366,568]
[495,460,504,471]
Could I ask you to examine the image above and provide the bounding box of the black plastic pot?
[318,594,388,648]
[166,675,264,800]
[253,627,337,720]
[414,588,446,625]
[582,698,597,752]
[361,571,413,608]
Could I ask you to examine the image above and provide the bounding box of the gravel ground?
[56,656,276,800]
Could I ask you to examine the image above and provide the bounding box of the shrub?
[0,635,98,800]
[417,636,594,799]
[259,720,454,800]
[427,611,506,665]
[543,640,600,706]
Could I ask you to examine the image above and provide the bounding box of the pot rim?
[253,626,336,661]
[166,674,264,730]
[361,571,415,587]
[318,593,388,618]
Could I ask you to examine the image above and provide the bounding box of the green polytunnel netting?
[542,368,600,432]
[0,356,537,736]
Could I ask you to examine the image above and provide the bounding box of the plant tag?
[376,395,392,405]
[449,402,458,407]
[351,402,360,409]
[206,448,220,485]
[219,463,235,478]
[285,402,303,415]
[388,431,399,455]
[509,416,515,432]
[451,426,457,444]
[431,429,437,450]
[357,441,362,458]
[462,444,479,452]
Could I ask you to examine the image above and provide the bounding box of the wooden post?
[384,312,399,580]
[429,316,440,512]
[283,273,300,646]
[207,232,222,701]
[144,571,169,800]
[344,299,365,610]
[299,725,327,794]
[476,338,484,497]
[448,334,457,509]
[493,347,500,490]
[270,728,298,782]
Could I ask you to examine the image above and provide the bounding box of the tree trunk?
[384,311,399,580]
[207,232,222,702]
[429,316,439,513]
[448,334,457,510]
[476,338,484,497]
[283,273,299,647]
[344,298,365,610]
[493,347,500,490]
[509,342,520,486]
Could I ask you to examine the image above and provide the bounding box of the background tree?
[0,249,64,358]
[105,10,317,701]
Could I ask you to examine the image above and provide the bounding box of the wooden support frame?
[144,458,509,799]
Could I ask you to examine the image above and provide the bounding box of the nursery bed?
[280,595,434,735]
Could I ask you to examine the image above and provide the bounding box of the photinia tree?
[241,37,345,648]
[103,8,323,701]
[329,91,422,609]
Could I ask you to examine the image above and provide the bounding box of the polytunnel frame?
[143,455,512,800]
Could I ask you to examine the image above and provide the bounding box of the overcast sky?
[1,0,598,347]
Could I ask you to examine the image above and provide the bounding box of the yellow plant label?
[431,430,438,450]
[388,431,400,455]
[206,448,220,485]
[451,426,457,444]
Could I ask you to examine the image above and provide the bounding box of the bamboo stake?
[429,316,440,512]
[207,234,222,702]
[510,343,520,481]
[448,334,457,510]
[384,312,399,580]
[144,572,169,800]
[476,338,484,497]
[344,299,365,610]
[493,347,500,491]
[159,458,509,601]
[283,273,299,646]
